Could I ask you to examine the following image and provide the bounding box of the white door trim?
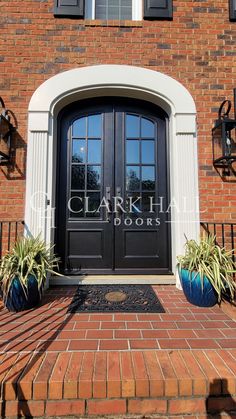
[25,65,199,277]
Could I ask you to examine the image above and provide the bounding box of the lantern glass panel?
[0,117,11,160]
[223,121,236,157]
[212,123,223,162]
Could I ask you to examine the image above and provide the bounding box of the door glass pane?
[69,192,84,217]
[126,166,140,191]
[86,192,101,218]
[88,114,102,138]
[141,140,155,164]
[126,140,139,164]
[72,117,86,137]
[87,165,101,190]
[142,192,155,212]
[88,139,102,164]
[72,139,86,163]
[126,115,140,138]
[141,117,155,138]
[71,165,85,190]
[142,166,155,190]
[126,193,142,216]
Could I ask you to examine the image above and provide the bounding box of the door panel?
[56,98,171,274]
[124,230,159,256]
[57,103,114,272]
[114,106,170,272]
[68,230,103,256]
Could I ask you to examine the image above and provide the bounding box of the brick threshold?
[1,349,236,418]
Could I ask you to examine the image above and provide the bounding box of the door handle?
[106,186,111,200]
[116,186,121,197]
[106,186,112,222]
[115,186,123,216]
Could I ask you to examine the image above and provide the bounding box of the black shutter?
[54,0,84,17]
[229,0,236,21]
[144,0,173,20]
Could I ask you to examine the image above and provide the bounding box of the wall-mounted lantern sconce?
[212,95,236,177]
[0,97,14,165]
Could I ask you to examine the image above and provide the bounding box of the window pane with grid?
[95,0,132,20]
[70,114,103,218]
[125,114,157,215]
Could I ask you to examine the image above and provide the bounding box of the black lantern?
[212,98,236,176]
[0,97,14,164]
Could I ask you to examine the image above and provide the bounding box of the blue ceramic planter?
[5,275,41,312]
[179,268,218,307]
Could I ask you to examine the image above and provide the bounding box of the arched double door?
[56,98,171,274]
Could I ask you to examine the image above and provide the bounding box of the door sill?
[50,274,176,285]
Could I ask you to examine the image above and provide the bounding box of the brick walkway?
[0,285,235,417]
[0,286,235,353]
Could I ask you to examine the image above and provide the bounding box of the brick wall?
[0,0,236,223]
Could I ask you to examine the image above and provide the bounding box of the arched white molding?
[25,65,199,278]
[28,65,196,132]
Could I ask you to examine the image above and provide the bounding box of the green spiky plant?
[0,235,60,302]
[177,234,236,302]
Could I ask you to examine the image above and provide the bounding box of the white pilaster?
[171,133,200,270]
[24,131,49,240]
[171,132,200,289]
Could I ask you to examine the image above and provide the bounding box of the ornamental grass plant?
[0,235,60,302]
[177,234,236,302]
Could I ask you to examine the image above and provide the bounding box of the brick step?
[0,349,236,418]
[2,397,236,417]
[1,397,236,419]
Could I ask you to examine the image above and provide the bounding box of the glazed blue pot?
[179,268,218,307]
[5,275,42,312]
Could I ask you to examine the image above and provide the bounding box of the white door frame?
[25,65,199,276]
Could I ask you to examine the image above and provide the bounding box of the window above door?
[85,0,141,21]
[54,0,173,20]
[230,0,236,20]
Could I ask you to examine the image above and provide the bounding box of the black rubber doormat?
[67,284,165,313]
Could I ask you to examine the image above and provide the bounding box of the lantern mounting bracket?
[212,93,236,177]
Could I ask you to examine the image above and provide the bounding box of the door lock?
[106,186,112,222]
[116,186,121,197]
[115,186,123,217]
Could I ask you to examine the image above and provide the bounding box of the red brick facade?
[1,0,236,222]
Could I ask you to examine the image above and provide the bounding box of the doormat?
[67,284,165,313]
